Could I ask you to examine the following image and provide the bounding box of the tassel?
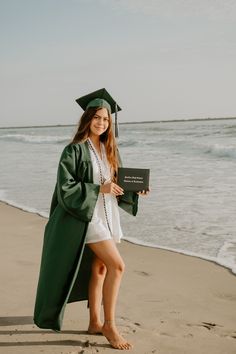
[115,103,119,138]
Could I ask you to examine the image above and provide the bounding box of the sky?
[1,0,236,127]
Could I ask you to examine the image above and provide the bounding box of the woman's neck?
[88,134,100,147]
[88,134,102,158]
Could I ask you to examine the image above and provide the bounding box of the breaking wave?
[0,134,70,144]
[204,143,236,159]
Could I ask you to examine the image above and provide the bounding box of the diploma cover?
[117,167,150,192]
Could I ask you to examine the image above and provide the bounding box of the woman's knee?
[92,258,107,277]
[88,240,125,274]
[97,263,107,276]
[110,258,125,274]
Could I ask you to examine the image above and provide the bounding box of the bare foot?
[102,323,133,350]
[88,321,103,335]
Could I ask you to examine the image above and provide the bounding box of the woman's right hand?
[100,182,124,196]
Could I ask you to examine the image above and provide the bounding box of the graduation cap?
[76,88,121,137]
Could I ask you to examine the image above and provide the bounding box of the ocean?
[0,118,236,274]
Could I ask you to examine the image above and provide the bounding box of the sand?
[0,201,236,354]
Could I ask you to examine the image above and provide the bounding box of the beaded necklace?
[87,138,112,234]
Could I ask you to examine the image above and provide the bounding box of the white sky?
[1,0,236,127]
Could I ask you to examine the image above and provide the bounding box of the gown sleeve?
[56,144,100,222]
[118,191,139,216]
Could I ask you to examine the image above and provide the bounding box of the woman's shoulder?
[62,140,87,152]
[60,141,90,161]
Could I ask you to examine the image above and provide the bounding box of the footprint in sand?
[215,293,236,302]
[187,321,221,330]
[119,316,142,334]
[134,270,150,276]
[186,321,236,339]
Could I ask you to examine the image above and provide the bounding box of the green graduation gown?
[33,141,139,331]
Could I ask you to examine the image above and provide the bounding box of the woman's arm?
[56,144,100,222]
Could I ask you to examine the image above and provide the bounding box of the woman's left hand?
[137,188,150,196]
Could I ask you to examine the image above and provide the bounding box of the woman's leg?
[88,256,106,334]
[88,239,133,350]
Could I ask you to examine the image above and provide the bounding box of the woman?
[34,88,147,350]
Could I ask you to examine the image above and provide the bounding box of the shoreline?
[1,199,235,278]
[1,201,236,354]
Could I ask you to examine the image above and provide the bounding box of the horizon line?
[0,116,236,129]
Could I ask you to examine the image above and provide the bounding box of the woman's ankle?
[90,320,102,325]
[103,319,116,329]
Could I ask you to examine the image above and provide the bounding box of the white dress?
[85,139,123,244]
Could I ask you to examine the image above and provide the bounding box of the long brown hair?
[71,107,119,179]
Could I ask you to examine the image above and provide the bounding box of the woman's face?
[89,108,110,137]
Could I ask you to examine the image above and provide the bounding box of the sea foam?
[0,133,70,144]
[204,143,236,159]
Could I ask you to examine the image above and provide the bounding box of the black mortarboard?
[75,88,121,137]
